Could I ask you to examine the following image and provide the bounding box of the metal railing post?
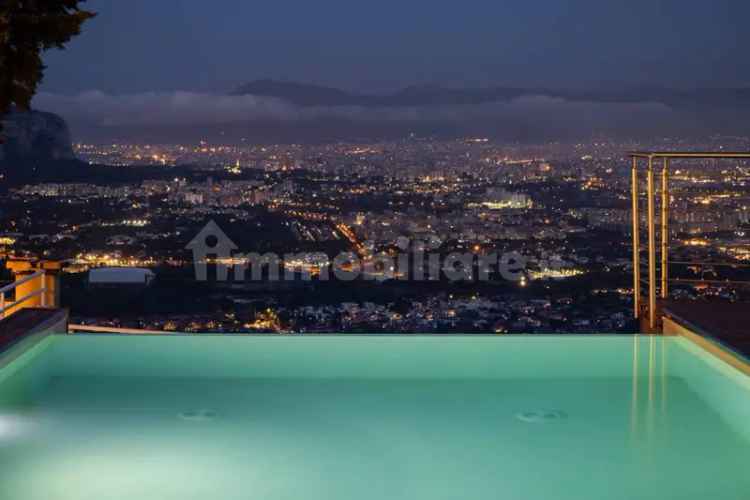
[632,157,641,318]
[661,158,670,299]
[0,269,46,318]
[647,157,657,330]
[39,272,47,307]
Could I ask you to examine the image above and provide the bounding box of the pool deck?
[662,300,750,358]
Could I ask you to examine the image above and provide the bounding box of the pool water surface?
[0,334,748,500]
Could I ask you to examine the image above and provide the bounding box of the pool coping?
[2,331,749,380]
[663,321,750,376]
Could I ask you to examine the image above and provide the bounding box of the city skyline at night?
[1,3,750,500]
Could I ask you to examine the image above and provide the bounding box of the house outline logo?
[185,220,238,281]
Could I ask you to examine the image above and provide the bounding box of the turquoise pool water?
[0,334,748,500]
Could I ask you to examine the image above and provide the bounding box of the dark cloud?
[32,90,723,143]
[34,91,298,126]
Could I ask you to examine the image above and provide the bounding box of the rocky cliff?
[0,110,75,162]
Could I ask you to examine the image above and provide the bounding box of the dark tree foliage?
[0,0,95,140]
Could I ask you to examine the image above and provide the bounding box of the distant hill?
[0,109,80,188]
[0,109,195,188]
[232,80,750,110]
[0,154,199,189]
[0,109,75,162]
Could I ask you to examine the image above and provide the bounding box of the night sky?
[41,0,750,95]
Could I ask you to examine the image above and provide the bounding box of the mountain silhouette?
[232,80,750,110]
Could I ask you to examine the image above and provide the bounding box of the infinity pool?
[0,334,748,500]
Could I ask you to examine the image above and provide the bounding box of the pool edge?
[665,320,750,377]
